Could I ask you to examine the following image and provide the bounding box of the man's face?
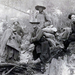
[12,23,18,31]
[33,26,38,31]
[13,22,19,28]
[38,7,43,13]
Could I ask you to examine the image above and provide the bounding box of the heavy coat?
[31,28,50,63]
[0,29,12,56]
[0,28,21,61]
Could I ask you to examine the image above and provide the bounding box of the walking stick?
[1,63,26,75]
[2,66,16,75]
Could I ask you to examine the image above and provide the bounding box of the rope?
[0,3,30,15]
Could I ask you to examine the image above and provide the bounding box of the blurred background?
[0,0,75,33]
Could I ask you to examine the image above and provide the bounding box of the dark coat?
[31,28,43,42]
[71,22,75,33]
[31,28,50,63]
[64,22,75,49]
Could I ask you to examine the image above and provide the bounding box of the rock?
[45,54,75,75]
[21,41,30,50]
[33,54,75,75]
[28,44,35,52]
[20,51,33,64]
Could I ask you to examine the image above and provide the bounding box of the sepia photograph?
[0,0,75,75]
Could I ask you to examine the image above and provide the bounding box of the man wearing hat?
[30,25,50,73]
[63,13,75,51]
[12,21,24,38]
[0,21,24,63]
[35,4,51,29]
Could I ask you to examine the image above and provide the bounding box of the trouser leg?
[40,41,50,63]
[40,41,50,73]
[63,40,71,50]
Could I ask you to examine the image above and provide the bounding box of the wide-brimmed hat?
[35,5,46,10]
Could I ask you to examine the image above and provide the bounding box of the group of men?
[30,4,75,73]
[0,4,75,74]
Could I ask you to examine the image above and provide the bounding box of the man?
[12,21,24,38]
[0,21,24,63]
[35,4,51,29]
[31,26,50,73]
[63,13,75,50]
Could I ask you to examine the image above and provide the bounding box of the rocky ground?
[33,42,75,75]
[0,42,75,75]
[33,55,75,75]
